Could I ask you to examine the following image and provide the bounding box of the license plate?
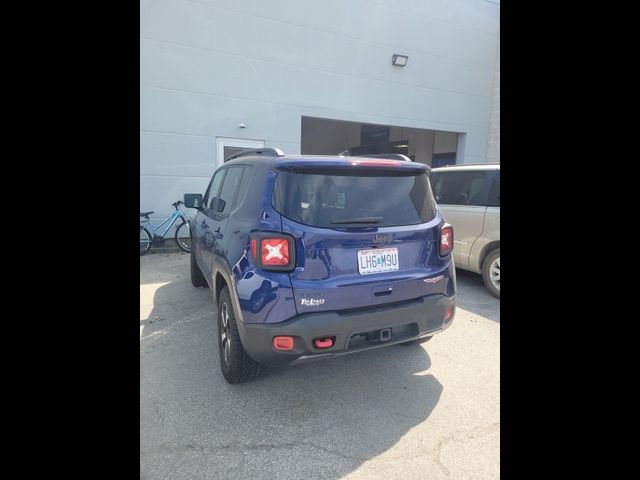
[357,248,399,275]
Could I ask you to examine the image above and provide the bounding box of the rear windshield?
[272,170,437,228]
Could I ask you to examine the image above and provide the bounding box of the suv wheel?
[482,248,500,298]
[217,286,263,384]
[190,247,207,288]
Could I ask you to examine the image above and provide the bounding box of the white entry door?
[215,137,265,168]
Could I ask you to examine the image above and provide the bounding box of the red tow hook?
[313,337,334,349]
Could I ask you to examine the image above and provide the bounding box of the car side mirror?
[216,198,226,213]
[184,193,203,209]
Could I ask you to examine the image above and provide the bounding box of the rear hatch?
[272,159,450,315]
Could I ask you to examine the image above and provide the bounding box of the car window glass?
[217,167,244,215]
[487,170,500,207]
[206,169,226,210]
[430,171,488,206]
[273,171,436,228]
[233,166,252,210]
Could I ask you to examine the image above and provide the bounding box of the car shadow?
[141,278,443,480]
[455,269,500,323]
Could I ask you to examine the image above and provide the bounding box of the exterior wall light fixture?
[392,54,409,67]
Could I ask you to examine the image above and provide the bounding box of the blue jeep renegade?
[184,148,456,384]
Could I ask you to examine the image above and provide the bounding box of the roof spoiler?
[337,151,430,174]
[338,151,412,162]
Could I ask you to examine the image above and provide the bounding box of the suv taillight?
[439,224,454,256]
[250,233,296,271]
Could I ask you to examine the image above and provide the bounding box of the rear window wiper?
[331,217,383,224]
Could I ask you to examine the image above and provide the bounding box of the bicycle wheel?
[140,226,152,255]
[174,220,191,253]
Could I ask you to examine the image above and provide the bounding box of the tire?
[190,247,207,288]
[400,336,432,346]
[217,286,263,384]
[140,226,152,256]
[174,220,191,253]
[482,248,500,299]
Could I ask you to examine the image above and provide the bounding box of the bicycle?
[140,201,192,255]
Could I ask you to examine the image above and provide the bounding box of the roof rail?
[225,147,285,162]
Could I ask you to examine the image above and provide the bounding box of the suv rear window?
[273,170,436,228]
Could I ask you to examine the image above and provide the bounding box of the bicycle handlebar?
[172,200,184,209]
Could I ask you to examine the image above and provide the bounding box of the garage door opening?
[301,116,460,167]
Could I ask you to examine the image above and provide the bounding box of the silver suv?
[430,164,500,298]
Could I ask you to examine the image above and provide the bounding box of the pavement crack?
[302,441,364,462]
[431,422,500,478]
[170,310,212,327]
[140,330,168,341]
[140,307,213,342]
[150,398,166,429]
[434,438,452,478]
[387,410,424,421]
[158,441,363,462]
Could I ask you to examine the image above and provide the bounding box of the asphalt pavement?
[140,252,500,479]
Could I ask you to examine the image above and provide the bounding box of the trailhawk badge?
[301,298,325,307]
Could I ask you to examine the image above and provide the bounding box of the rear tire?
[400,336,432,346]
[190,247,207,288]
[175,220,191,252]
[140,226,152,256]
[482,248,500,298]
[217,286,263,384]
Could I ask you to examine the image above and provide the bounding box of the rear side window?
[273,170,436,228]
[216,167,244,215]
[234,166,252,209]
[205,169,225,210]
[430,171,488,206]
[487,170,500,207]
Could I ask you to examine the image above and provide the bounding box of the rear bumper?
[236,294,455,367]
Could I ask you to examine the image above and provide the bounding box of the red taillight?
[273,336,294,351]
[250,233,295,271]
[261,238,290,266]
[439,224,454,256]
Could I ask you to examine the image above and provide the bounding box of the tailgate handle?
[374,286,393,297]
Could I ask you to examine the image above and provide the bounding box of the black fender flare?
[211,256,245,325]
[211,257,255,347]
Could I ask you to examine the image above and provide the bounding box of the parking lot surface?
[141,253,500,479]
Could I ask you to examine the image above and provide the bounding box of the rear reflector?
[444,305,454,322]
[273,336,294,351]
[313,337,334,349]
[439,224,454,256]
